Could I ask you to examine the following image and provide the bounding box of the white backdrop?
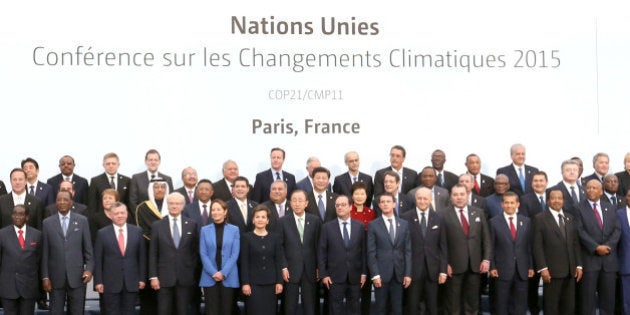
[1,2,628,188]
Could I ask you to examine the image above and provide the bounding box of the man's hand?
[275,283,283,294]
[373,278,382,288]
[447,264,453,277]
[42,279,52,293]
[322,277,333,289]
[489,269,499,278]
[82,271,93,284]
[151,278,160,290]
[403,276,412,289]
[596,245,611,256]
[282,269,290,282]
[528,269,535,278]
[438,274,447,284]
[95,284,104,294]
[242,284,251,296]
[540,269,551,283]
[479,261,490,273]
[360,275,367,288]
[575,268,583,282]
[139,281,146,289]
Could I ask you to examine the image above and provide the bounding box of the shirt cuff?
[371,275,381,281]
[537,267,548,273]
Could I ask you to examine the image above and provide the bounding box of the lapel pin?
[123,187,127,190]
[414,218,418,222]
[519,221,523,226]
[432,225,438,229]
[186,231,192,235]
[28,202,31,205]
[74,228,79,231]
[307,221,310,225]
[475,217,481,222]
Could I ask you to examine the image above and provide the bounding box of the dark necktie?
[509,216,517,241]
[420,211,427,237]
[151,174,156,180]
[459,208,469,236]
[29,185,35,196]
[570,186,578,203]
[437,173,444,187]
[275,172,281,180]
[539,195,545,210]
[353,176,358,184]
[110,176,116,189]
[593,203,603,229]
[611,196,617,206]
[342,222,350,247]
[388,218,395,243]
[202,204,208,226]
[558,213,566,239]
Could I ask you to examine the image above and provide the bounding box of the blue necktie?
[388,218,395,243]
[611,196,617,206]
[318,195,326,219]
[539,196,545,210]
[342,222,350,248]
[518,167,526,192]
[172,218,180,248]
[61,216,68,238]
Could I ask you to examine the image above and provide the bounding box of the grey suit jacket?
[41,212,93,289]
[442,206,492,274]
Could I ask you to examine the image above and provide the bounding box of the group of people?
[1,145,630,315]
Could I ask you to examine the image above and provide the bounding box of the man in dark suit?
[318,195,367,315]
[129,149,174,211]
[533,188,583,315]
[465,153,495,197]
[45,180,88,217]
[174,167,198,205]
[443,184,492,315]
[0,168,45,230]
[615,154,630,196]
[213,160,250,202]
[431,149,458,192]
[182,179,213,229]
[226,176,257,234]
[603,174,626,208]
[88,152,132,223]
[305,167,338,223]
[41,190,94,315]
[0,204,42,315]
[94,202,146,315]
[408,166,450,212]
[582,152,610,184]
[373,145,416,196]
[47,155,89,205]
[367,192,412,315]
[296,156,332,192]
[458,173,488,212]
[333,151,374,206]
[400,187,447,315]
[617,188,630,314]
[373,171,414,216]
[149,192,199,315]
[575,179,620,315]
[261,180,292,233]
[252,147,297,203]
[489,192,534,315]
[21,157,55,207]
[0,180,7,195]
[549,159,585,216]
[279,189,322,315]
[496,144,539,196]
[484,174,510,220]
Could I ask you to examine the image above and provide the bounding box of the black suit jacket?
[472,173,495,197]
[261,200,292,234]
[28,181,55,207]
[87,172,131,217]
[332,172,374,206]
[318,218,367,284]
[226,198,257,234]
[174,186,195,205]
[434,170,459,192]
[601,193,626,209]
[548,182,585,216]
[373,166,417,196]
[148,216,199,287]
[575,199,620,272]
[212,178,231,202]
[48,173,89,205]
[94,224,146,293]
[306,191,337,223]
[582,173,605,186]
[442,206,492,274]
[0,194,44,230]
[251,169,297,203]
[0,180,7,196]
[279,212,322,283]
[615,170,630,196]
[519,192,548,218]
[0,225,42,299]
[496,164,539,196]
[533,210,582,278]
[400,209,447,281]
[128,171,174,211]
[489,214,532,281]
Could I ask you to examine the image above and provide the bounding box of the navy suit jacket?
[616,207,630,275]
[0,193,44,230]
[400,209,447,281]
[489,214,532,281]
[496,164,539,196]
[148,216,199,287]
[575,199,620,272]
[41,212,93,289]
[183,201,211,231]
[318,218,367,284]
[0,225,42,299]
[93,224,146,293]
[251,169,297,203]
[333,171,374,206]
[48,173,89,205]
[367,216,412,283]
[373,166,417,196]
[226,198,257,234]
[29,180,55,207]
[279,212,322,283]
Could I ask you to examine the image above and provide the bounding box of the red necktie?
[473,177,481,195]
[509,216,517,241]
[593,203,603,229]
[18,230,25,249]
[118,228,125,256]
[459,208,469,236]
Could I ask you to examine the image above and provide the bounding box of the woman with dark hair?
[199,199,240,315]
[239,205,284,315]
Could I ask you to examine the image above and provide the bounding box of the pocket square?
[74,228,80,231]
[30,242,38,246]
[431,225,438,230]
[186,232,192,235]
[123,186,128,190]
[475,217,481,222]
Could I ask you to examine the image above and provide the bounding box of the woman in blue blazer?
[199,199,240,315]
